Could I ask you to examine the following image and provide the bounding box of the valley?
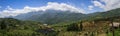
[0,8,120,36]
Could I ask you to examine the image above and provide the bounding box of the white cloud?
[0,2,85,18]
[88,5,94,10]
[6,6,14,10]
[101,0,120,10]
[92,0,120,11]
[92,1,105,9]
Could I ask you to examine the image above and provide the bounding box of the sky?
[0,0,120,18]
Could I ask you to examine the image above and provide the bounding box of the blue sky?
[0,0,103,13]
[0,0,120,18]
[0,0,92,8]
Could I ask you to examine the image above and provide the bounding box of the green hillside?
[0,18,58,36]
[0,8,120,36]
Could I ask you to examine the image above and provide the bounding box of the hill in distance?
[0,7,120,36]
[12,8,120,24]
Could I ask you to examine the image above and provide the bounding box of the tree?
[67,23,77,31]
[0,20,8,30]
[110,19,115,36]
[79,21,83,31]
[67,21,83,31]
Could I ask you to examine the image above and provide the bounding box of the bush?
[67,22,83,31]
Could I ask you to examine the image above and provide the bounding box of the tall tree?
[0,20,7,29]
[80,21,83,31]
[110,19,115,36]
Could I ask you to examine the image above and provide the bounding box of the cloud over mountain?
[0,2,84,18]
[92,0,120,11]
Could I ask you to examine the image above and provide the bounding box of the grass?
[107,29,120,36]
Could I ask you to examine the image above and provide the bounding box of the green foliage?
[0,18,61,36]
[107,29,120,36]
[67,22,83,31]
[6,30,34,36]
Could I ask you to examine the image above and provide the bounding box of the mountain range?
[11,8,120,24]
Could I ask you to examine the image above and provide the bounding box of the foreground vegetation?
[0,8,120,36]
[0,16,120,36]
[0,18,58,36]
